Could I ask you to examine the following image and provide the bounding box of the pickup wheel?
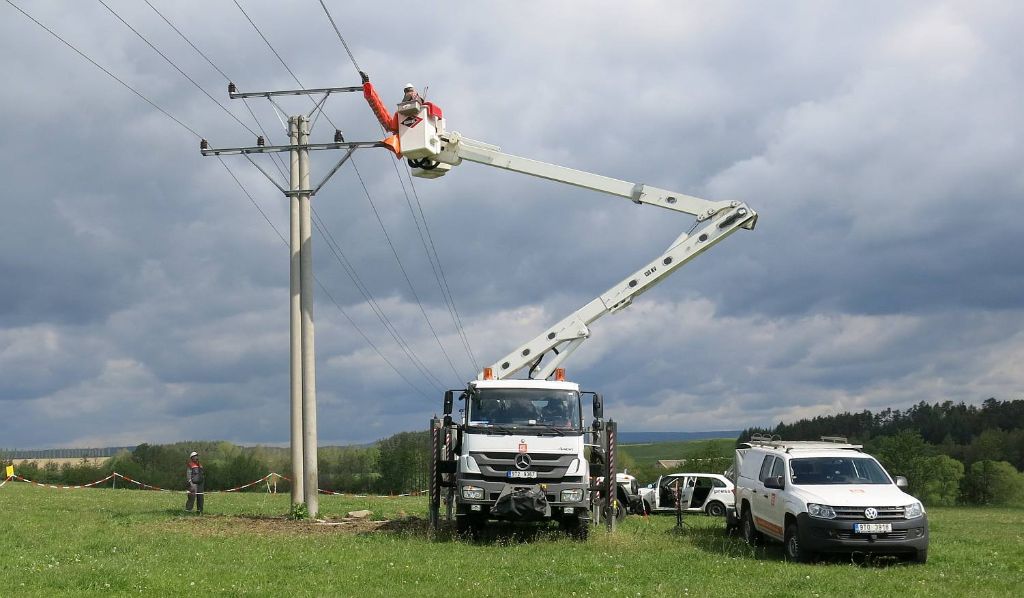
[911,548,928,564]
[705,501,726,517]
[784,522,814,563]
[741,508,762,546]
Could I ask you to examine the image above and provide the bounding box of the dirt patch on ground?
[161,514,429,538]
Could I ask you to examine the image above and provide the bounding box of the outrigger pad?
[492,486,551,520]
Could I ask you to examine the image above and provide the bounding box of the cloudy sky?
[1,1,1021,449]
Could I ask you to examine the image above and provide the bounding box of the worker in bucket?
[401,83,423,104]
[185,451,205,514]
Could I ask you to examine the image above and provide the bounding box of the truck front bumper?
[797,513,929,555]
[456,478,590,520]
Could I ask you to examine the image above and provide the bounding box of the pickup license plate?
[854,523,892,534]
[507,471,537,479]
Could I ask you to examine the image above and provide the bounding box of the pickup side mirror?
[764,476,785,490]
[895,475,909,489]
[443,390,454,415]
[592,393,604,419]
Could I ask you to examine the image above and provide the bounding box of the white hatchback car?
[638,473,735,516]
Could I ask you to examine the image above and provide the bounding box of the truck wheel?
[741,508,762,546]
[705,501,726,517]
[784,522,814,563]
[456,515,485,540]
[560,516,590,541]
[912,548,928,564]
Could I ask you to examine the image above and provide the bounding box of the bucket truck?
[360,79,757,537]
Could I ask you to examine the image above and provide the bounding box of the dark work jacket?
[187,461,204,485]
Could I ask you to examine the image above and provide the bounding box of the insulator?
[228,82,237,94]
[200,139,209,150]
[334,129,345,143]
[256,135,265,147]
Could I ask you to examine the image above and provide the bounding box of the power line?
[220,159,432,399]
[5,0,433,400]
[140,0,288,182]
[97,0,260,138]
[318,0,361,73]
[310,210,447,392]
[4,0,201,139]
[317,0,481,376]
[235,0,469,384]
[347,157,466,383]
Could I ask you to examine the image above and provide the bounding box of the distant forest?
[737,398,1024,506]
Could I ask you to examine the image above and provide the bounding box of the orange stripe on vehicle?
[755,516,784,537]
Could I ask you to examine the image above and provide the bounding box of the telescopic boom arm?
[358,85,757,380]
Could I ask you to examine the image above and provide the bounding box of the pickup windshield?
[467,388,581,431]
[789,457,892,485]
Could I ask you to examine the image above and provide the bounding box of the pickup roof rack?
[741,435,863,452]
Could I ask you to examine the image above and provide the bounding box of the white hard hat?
[189,451,198,458]
[404,83,415,90]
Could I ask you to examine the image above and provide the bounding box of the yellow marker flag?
[4,464,13,478]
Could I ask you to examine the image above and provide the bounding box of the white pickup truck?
[733,436,929,563]
[638,473,734,517]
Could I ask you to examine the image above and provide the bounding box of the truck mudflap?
[491,486,552,520]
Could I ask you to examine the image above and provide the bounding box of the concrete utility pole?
[288,116,304,505]
[201,83,384,518]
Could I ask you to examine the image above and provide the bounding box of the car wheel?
[912,548,928,564]
[785,522,813,563]
[705,501,726,517]
[741,508,762,546]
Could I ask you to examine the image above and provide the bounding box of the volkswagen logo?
[514,453,532,470]
[864,507,878,520]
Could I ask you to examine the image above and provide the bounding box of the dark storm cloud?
[1,1,1021,448]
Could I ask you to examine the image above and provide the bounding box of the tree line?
[3,431,431,495]
[736,398,1024,507]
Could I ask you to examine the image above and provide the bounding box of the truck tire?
[455,515,485,540]
[705,501,726,517]
[784,522,814,563]
[741,507,762,546]
[560,515,590,541]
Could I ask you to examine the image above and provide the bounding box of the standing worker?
[185,451,204,514]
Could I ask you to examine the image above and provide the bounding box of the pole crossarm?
[229,86,362,99]
[201,141,384,156]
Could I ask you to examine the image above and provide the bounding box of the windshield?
[468,388,581,431]
[789,457,892,485]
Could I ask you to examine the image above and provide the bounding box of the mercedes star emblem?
[514,453,532,470]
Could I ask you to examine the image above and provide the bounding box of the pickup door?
[752,456,786,539]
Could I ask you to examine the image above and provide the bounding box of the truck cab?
[443,379,594,537]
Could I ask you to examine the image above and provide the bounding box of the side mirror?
[895,475,908,489]
[764,476,785,490]
[592,393,604,419]
[443,390,454,415]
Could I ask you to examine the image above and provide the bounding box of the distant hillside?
[618,431,739,444]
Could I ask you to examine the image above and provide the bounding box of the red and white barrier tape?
[1,471,425,498]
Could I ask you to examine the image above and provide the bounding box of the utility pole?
[201,83,384,518]
[288,116,304,505]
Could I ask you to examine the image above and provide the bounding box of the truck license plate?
[507,471,537,479]
[853,523,892,534]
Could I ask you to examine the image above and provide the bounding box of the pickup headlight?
[560,489,584,503]
[461,485,484,501]
[905,502,924,519]
[807,503,837,519]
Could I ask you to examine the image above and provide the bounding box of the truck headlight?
[905,502,923,519]
[462,485,484,500]
[560,489,584,502]
[807,503,836,519]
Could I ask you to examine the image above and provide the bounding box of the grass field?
[1,483,1022,596]
[618,438,735,466]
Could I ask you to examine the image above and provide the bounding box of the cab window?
[769,457,785,480]
[758,455,776,482]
